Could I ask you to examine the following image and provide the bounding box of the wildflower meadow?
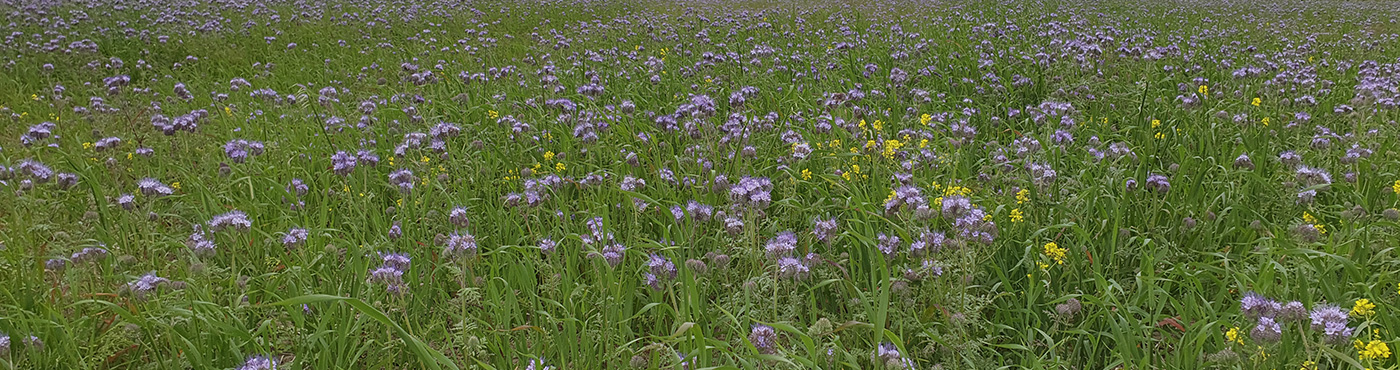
[3,0,1400,369]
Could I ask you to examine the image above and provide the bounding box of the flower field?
[3,0,1400,369]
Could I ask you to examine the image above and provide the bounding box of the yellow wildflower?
[487,110,499,119]
[1357,339,1391,360]
[920,113,932,126]
[1303,212,1317,224]
[1391,180,1400,195]
[872,120,883,131]
[1252,97,1261,107]
[1016,189,1030,204]
[544,151,555,161]
[171,182,181,190]
[1352,299,1376,317]
[555,162,566,171]
[1226,327,1244,345]
[1199,85,1208,95]
[1010,209,1024,223]
[1261,117,1270,126]
[1151,119,1161,128]
[801,169,812,180]
[1043,242,1067,265]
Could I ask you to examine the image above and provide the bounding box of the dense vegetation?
[3,0,1400,369]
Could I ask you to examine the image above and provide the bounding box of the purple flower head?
[389,169,415,193]
[765,231,798,258]
[138,178,174,197]
[941,196,972,219]
[282,228,308,248]
[1278,301,1308,322]
[776,256,810,280]
[207,210,252,232]
[287,178,308,197]
[538,238,557,254]
[876,233,901,259]
[1240,292,1280,319]
[379,252,411,271]
[749,324,778,354]
[444,231,478,259]
[954,208,997,245]
[449,207,470,228]
[648,254,677,280]
[1250,316,1282,343]
[237,355,277,370]
[813,217,839,244]
[71,247,110,263]
[331,151,357,176]
[224,139,264,163]
[1144,173,1170,194]
[686,201,714,222]
[601,243,626,268]
[127,272,169,299]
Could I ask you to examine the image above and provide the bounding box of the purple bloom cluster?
[368,253,410,295]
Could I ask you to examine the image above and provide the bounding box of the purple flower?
[1240,291,1280,319]
[765,231,798,258]
[127,272,169,299]
[331,151,357,176]
[237,355,277,370]
[207,210,252,232]
[389,169,415,193]
[538,238,557,254]
[813,217,839,244]
[776,256,810,280]
[749,324,778,354]
[138,178,174,197]
[1251,316,1282,343]
[876,233,900,259]
[444,232,478,259]
[1144,173,1170,194]
[70,247,109,263]
[648,254,677,280]
[449,207,470,228]
[282,228,308,248]
[601,243,626,268]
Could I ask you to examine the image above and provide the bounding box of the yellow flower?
[1010,209,1024,223]
[1314,224,1326,235]
[487,110,499,119]
[1226,327,1244,345]
[224,106,232,116]
[1251,97,1261,106]
[421,155,431,163]
[543,151,555,161]
[171,182,181,190]
[82,142,94,150]
[858,119,867,129]
[555,162,565,171]
[1155,132,1165,140]
[919,139,928,148]
[1261,117,1270,126]
[881,139,903,159]
[1036,262,1049,270]
[1391,180,1400,195]
[872,120,883,131]
[920,113,932,126]
[1352,299,1376,317]
[801,169,812,180]
[1357,339,1391,360]
[31,94,39,101]
[1199,85,1209,95]
[1016,189,1030,204]
[1301,360,1316,370]
[1303,212,1317,224]
[1151,119,1161,128]
[850,164,861,174]
[1043,242,1067,265]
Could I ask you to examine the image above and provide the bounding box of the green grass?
[2,0,1400,369]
